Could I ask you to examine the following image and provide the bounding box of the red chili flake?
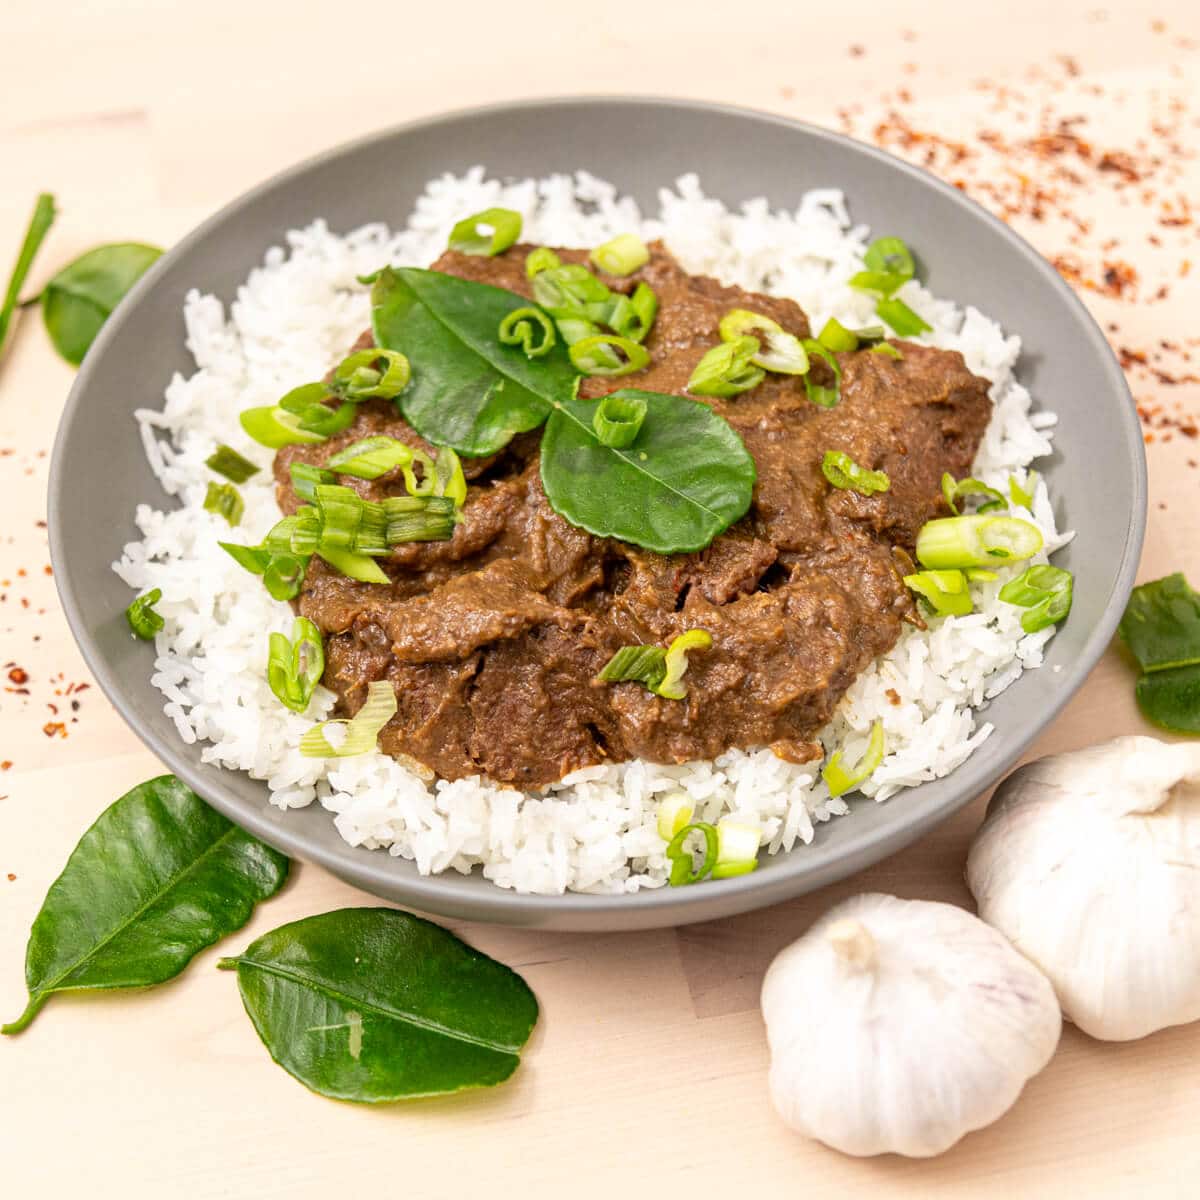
[7,666,27,685]
[885,689,902,706]
[0,761,12,771]
[42,722,67,739]
[43,564,52,576]
[1182,425,1199,439]
[6,874,15,883]
[848,44,865,57]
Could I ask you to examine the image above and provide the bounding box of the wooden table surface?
[3,2,1199,1195]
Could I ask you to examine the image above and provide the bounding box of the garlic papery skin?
[967,735,1200,1042]
[761,893,1060,1158]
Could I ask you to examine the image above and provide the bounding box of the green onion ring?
[688,336,765,398]
[447,207,522,257]
[590,233,650,276]
[592,393,648,449]
[800,339,842,408]
[822,451,890,496]
[666,821,720,887]
[875,297,932,337]
[331,348,411,400]
[268,617,325,714]
[326,436,415,481]
[822,720,886,799]
[203,481,244,527]
[498,306,557,359]
[525,247,561,279]
[205,444,259,483]
[999,564,1073,633]
[568,334,650,378]
[941,473,1006,515]
[904,569,974,618]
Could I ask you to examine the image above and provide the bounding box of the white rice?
[114,168,1069,895]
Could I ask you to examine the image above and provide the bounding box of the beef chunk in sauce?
[275,241,991,786]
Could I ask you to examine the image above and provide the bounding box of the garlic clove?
[967,736,1200,1042]
[761,893,1060,1158]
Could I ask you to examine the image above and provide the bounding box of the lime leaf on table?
[218,908,539,1103]
[0,193,57,364]
[1,775,289,1036]
[1119,573,1200,735]
[1136,665,1200,735]
[42,242,162,364]
[370,266,577,457]
[539,389,757,554]
[1119,572,1200,674]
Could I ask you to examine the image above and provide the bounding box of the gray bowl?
[49,98,1145,932]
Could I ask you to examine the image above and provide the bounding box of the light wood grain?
[2,2,1199,1195]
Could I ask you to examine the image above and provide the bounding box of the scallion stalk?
[999,564,1073,633]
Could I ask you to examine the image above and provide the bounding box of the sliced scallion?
[590,233,650,276]
[125,588,164,640]
[1009,471,1039,510]
[532,263,610,317]
[498,306,556,359]
[592,393,647,448]
[326,436,415,481]
[267,617,325,714]
[718,309,809,375]
[999,564,1073,633]
[916,515,1044,569]
[822,450,890,496]
[711,818,761,879]
[800,339,842,408]
[665,822,719,887]
[871,342,903,359]
[383,495,458,543]
[596,644,667,691]
[316,546,389,584]
[568,334,649,378]
[432,447,467,508]
[525,247,561,279]
[941,473,1006,515]
[656,791,695,841]
[205,444,259,483]
[904,569,974,617]
[263,553,308,600]
[448,207,522,257]
[609,282,658,344]
[239,404,327,449]
[816,317,859,354]
[864,236,916,280]
[656,629,712,700]
[203,481,244,527]
[822,720,885,798]
[330,348,411,400]
[688,336,765,398]
[299,679,396,758]
[875,297,932,337]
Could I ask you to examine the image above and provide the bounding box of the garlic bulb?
[967,735,1200,1041]
[761,893,1060,1157]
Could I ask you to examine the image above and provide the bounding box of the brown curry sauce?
[275,243,991,786]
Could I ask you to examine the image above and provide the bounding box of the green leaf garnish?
[2,776,288,1035]
[541,390,755,553]
[218,908,538,1102]
[42,242,163,364]
[371,267,573,457]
